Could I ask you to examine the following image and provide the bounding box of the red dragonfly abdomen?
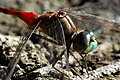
[0,6,38,26]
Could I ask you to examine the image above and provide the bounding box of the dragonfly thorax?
[57,10,77,33]
[33,10,77,45]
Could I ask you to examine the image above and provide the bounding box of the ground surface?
[0,0,120,80]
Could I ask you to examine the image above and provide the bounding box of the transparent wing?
[64,7,120,38]
[38,16,66,45]
[35,15,68,65]
[3,20,41,80]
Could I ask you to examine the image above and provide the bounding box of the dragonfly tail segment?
[0,6,38,26]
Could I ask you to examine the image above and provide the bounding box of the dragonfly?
[0,6,119,79]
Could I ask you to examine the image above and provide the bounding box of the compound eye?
[85,31,98,53]
[90,31,96,40]
[73,31,90,52]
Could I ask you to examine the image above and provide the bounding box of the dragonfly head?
[72,29,98,53]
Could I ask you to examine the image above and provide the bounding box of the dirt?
[0,0,120,80]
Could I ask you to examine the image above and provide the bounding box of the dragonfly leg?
[52,50,70,79]
[32,33,72,78]
[78,52,89,77]
[33,33,70,68]
[52,66,69,79]
[69,67,81,78]
[52,49,65,67]
[52,50,83,78]
[31,34,66,67]
[69,51,84,77]
[69,51,81,66]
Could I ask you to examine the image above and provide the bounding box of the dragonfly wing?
[36,14,69,67]
[3,20,41,80]
[38,16,66,45]
[59,10,120,41]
